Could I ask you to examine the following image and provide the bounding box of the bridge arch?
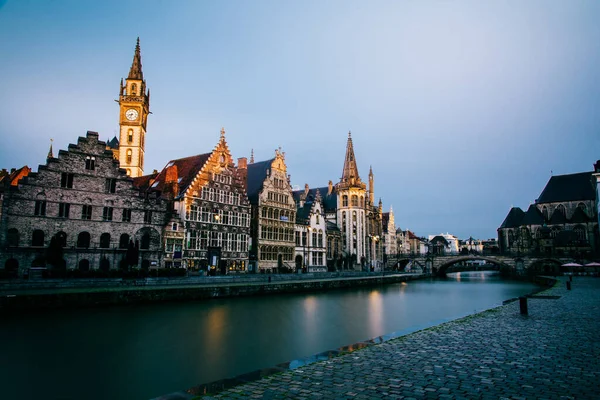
[436,256,513,277]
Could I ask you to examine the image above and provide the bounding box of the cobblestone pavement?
[199,277,600,399]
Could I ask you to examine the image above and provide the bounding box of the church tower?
[118,38,150,177]
[336,131,368,264]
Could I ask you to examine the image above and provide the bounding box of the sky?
[0,0,599,240]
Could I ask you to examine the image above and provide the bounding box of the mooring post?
[519,296,528,315]
[569,275,573,282]
[566,281,571,290]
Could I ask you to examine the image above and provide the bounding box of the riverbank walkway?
[173,276,599,399]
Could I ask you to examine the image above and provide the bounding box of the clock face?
[125,108,139,121]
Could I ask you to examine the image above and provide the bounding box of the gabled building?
[382,207,397,261]
[143,129,251,274]
[0,131,167,276]
[292,185,327,273]
[244,149,296,273]
[498,165,599,257]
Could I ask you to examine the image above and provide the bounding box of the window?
[210,231,220,247]
[342,195,348,207]
[131,83,137,95]
[61,173,74,188]
[577,202,588,216]
[56,231,67,247]
[32,230,45,247]
[126,149,132,164]
[105,178,117,193]
[34,200,46,216]
[318,230,324,248]
[7,228,19,247]
[119,234,130,249]
[302,231,307,246]
[122,208,131,222]
[295,231,300,246]
[190,205,198,221]
[316,214,320,224]
[81,205,92,220]
[103,207,113,221]
[100,233,111,249]
[58,203,70,218]
[351,195,358,207]
[128,129,133,143]
[77,232,91,248]
[200,231,208,250]
[312,252,318,266]
[85,156,95,170]
[172,223,178,231]
[144,210,152,223]
[312,230,317,246]
[189,231,197,249]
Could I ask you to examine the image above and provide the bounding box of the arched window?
[141,233,150,250]
[100,233,111,249]
[77,232,91,248]
[555,204,566,217]
[342,195,348,207]
[268,208,273,219]
[127,129,133,143]
[577,202,587,216]
[32,230,44,247]
[318,229,324,248]
[119,233,130,249]
[316,214,320,224]
[56,231,67,247]
[131,83,137,95]
[7,228,19,247]
[360,196,364,208]
[78,259,90,271]
[274,209,280,220]
[126,149,132,164]
[261,208,267,218]
[351,195,358,207]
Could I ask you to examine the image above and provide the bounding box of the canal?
[0,272,538,400]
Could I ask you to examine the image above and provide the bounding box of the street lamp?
[369,234,380,272]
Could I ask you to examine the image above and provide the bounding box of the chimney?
[328,180,333,195]
[304,183,309,196]
[238,157,247,170]
[165,164,179,198]
[237,157,248,189]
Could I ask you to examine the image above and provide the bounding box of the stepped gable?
[146,154,211,198]
[246,158,275,203]
[499,207,525,229]
[521,204,545,226]
[536,172,595,203]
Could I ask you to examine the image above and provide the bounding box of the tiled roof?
[146,153,211,197]
[246,159,274,203]
[326,221,340,232]
[537,172,595,204]
[295,201,313,224]
[499,207,525,229]
[430,235,449,245]
[292,186,337,212]
[521,204,545,226]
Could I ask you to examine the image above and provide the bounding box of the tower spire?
[250,149,254,164]
[47,138,54,159]
[341,131,361,184]
[128,37,143,80]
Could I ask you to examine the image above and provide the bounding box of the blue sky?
[0,0,598,240]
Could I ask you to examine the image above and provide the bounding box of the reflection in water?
[0,272,536,400]
[368,290,383,336]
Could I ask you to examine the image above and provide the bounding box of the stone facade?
[0,131,166,276]
[293,186,327,273]
[498,167,599,257]
[245,150,296,273]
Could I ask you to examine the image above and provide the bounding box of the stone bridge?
[393,254,573,277]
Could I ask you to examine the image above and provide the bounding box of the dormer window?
[172,222,178,231]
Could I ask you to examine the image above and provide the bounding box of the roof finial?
[250,149,254,164]
[220,127,226,139]
[348,130,352,138]
[47,138,54,159]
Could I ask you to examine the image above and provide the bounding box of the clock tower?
[118,37,150,177]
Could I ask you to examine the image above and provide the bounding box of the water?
[0,272,537,400]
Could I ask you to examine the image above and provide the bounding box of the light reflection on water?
[0,272,536,400]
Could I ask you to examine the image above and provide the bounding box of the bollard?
[566,281,571,290]
[519,296,528,315]
[268,276,272,283]
[569,275,573,282]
